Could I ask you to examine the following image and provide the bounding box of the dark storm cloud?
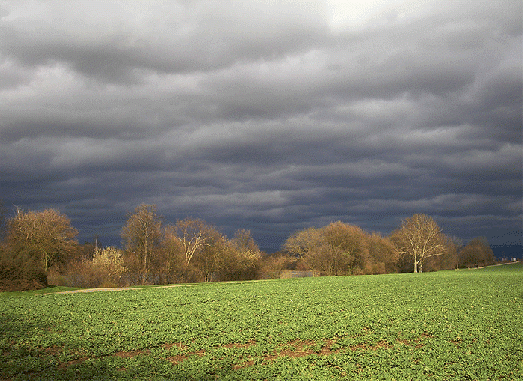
[0,0,521,250]
[0,1,328,81]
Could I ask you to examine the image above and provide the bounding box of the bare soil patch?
[52,287,141,294]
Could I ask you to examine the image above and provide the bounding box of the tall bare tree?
[435,235,462,270]
[121,204,162,283]
[171,218,213,267]
[225,229,262,280]
[6,208,79,272]
[161,225,185,283]
[322,222,369,273]
[192,230,227,282]
[391,214,446,273]
[284,227,323,258]
[284,222,370,276]
[366,232,399,274]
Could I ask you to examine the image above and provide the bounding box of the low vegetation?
[1,264,521,380]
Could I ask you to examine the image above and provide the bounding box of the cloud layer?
[1,0,521,250]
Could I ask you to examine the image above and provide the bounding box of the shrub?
[0,247,47,291]
[58,247,126,288]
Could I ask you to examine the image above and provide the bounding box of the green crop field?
[1,263,522,380]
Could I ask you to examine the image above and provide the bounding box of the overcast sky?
[0,0,521,251]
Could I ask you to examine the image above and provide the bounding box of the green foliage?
[1,264,521,380]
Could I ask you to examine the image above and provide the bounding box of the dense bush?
[0,246,47,291]
[283,222,399,276]
[459,237,496,268]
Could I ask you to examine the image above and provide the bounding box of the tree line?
[0,202,496,291]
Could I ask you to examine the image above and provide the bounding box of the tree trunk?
[43,251,48,273]
[143,234,148,284]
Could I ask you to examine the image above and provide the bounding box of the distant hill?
[491,245,522,261]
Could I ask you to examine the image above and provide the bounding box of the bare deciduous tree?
[391,214,446,273]
[459,237,496,268]
[6,208,78,273]
[92,246,125,285]
[284,227,323,257]
[284,222,370,276]
[322,222,369,273]
[121,204,162,283]
[366,232,399,274]
[231,229,261,261]
[171,218,213,267]
[193,230,227,282]
[161,225,185,282]
[225,229,262,280]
